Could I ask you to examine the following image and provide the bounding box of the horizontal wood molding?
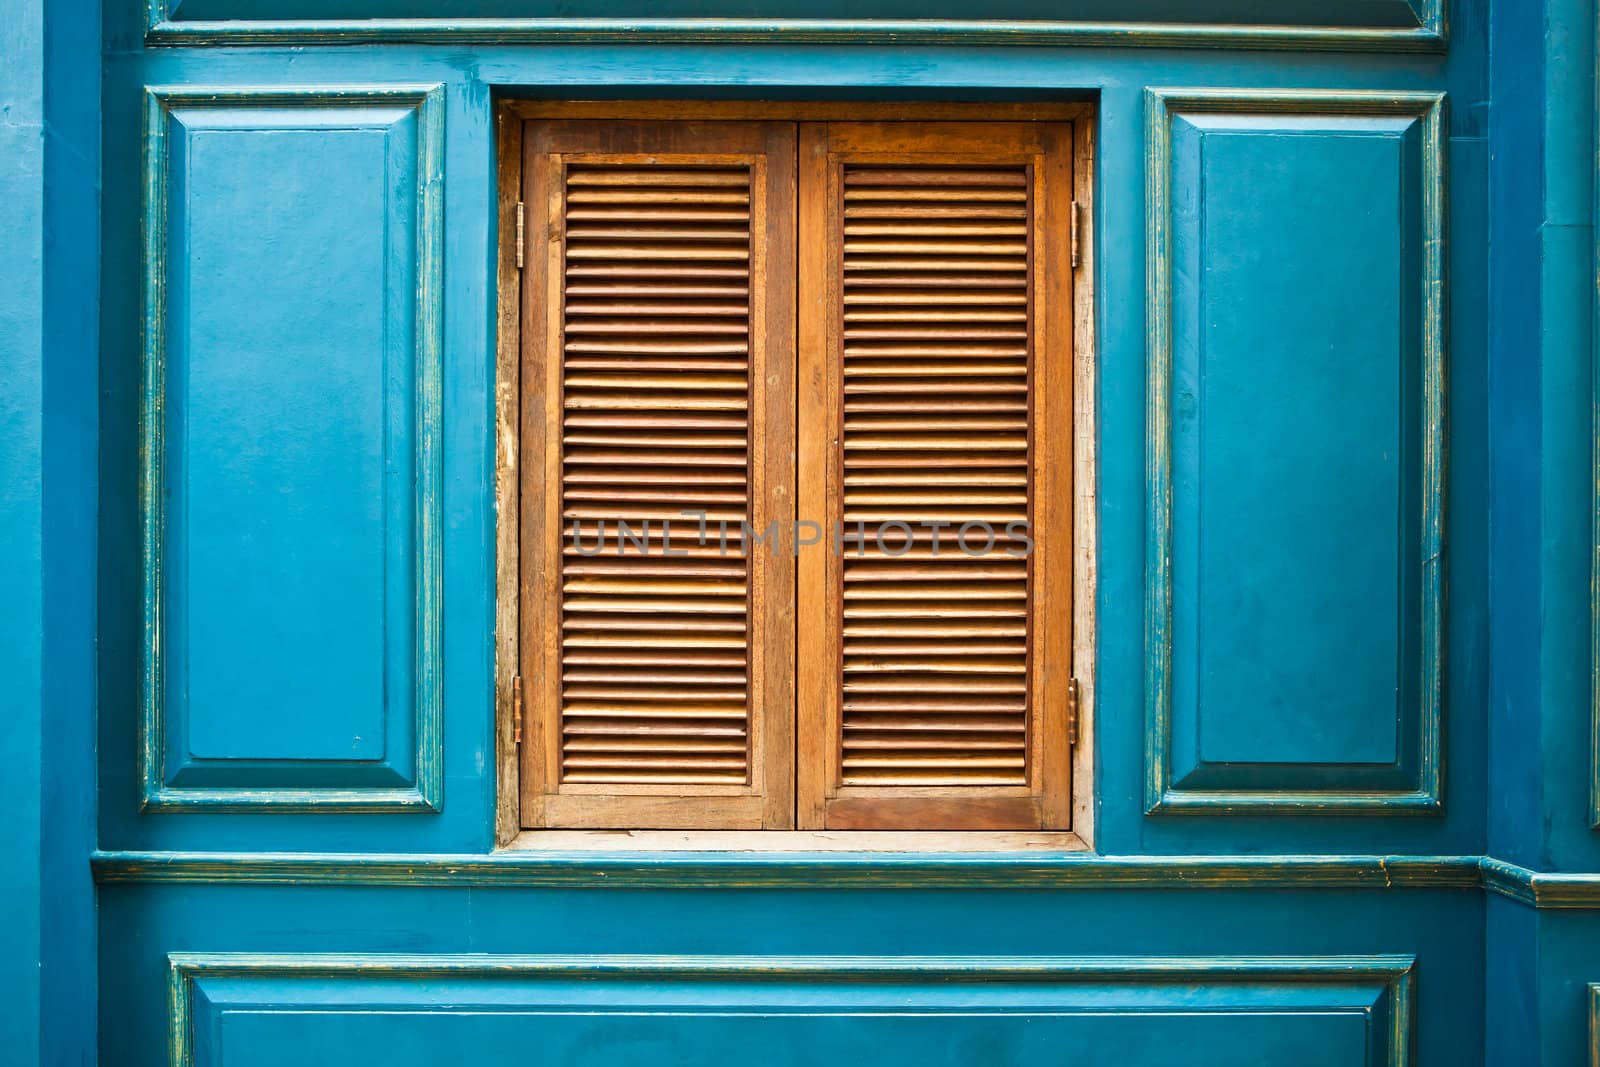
[101,852,1600,905]
[96,849,1484,890]
[142,18,1446,53]
[507,102,1097,123]
[1478,859,1600,910]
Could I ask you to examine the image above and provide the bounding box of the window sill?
[504,830,1090,853]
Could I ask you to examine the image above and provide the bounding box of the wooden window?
[506,105,1091,840]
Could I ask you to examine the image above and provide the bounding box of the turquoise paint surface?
[0,0,1596,1060]
[94,38,1491,856]
[1170,116,1417,779]
[172,116,402,766]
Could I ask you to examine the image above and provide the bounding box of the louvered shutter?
[521,121,796,829]
[797,122,1074,830]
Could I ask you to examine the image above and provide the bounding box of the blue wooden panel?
[139,86,444,812]
[169,955,1414,1067]
[1145,90,1446,814]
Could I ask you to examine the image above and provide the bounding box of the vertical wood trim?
[517,131,554,826]
[757,124,800,828]
[1034,121,1075,829]
[1069,115,1098,847]
[494,106,524,844]
[796,122,836,829]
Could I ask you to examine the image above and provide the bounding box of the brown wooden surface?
[520,119,797,829]
[795,121,1075,831]
[494,107,524,844]
[507,101,1094,124]
[507,108,1088,837]
[1069,115,1098,847]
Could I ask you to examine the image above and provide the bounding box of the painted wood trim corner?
[1479,858,1600,909]
[93,849,1482,890]
[139,15,1447,53]
[138,84,447,813]
[1142,87,1449,816]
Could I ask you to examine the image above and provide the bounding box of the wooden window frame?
[494,100,1097,852]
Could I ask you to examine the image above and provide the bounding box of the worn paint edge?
[1479,858,1600,909]
[95,850,1482,889]
[141,16,1447,53]
[166,951,1415,1067]
[137,84,447,814]
[1141,88,1449,816]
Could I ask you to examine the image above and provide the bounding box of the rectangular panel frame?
[1143,87,1448,816]
[138,84,446,813]
[166,951,1416,1067]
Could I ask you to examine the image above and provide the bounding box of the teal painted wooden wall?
[5,0,1600,1061]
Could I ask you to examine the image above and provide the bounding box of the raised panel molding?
[167,953,1416,1067]
[142,1,1446,51]
[1144,89,1447,816]
[139,85,444,813]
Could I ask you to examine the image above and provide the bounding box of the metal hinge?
[514,202,526,270]
[1066,677,1080,745]
[1069,201,1082,270]
[512,674,523,745]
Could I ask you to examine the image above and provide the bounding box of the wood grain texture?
[495,106,523,844]
[520,120,796,829]
[508,108,1089,834]
[797,121,1075,831]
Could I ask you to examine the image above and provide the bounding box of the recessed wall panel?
[139,86,444,812]
[170,954,1415,1067]
[1145,90,1446,814]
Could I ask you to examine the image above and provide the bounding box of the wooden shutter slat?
[523,122,795,829]
[798,123,1074,830]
